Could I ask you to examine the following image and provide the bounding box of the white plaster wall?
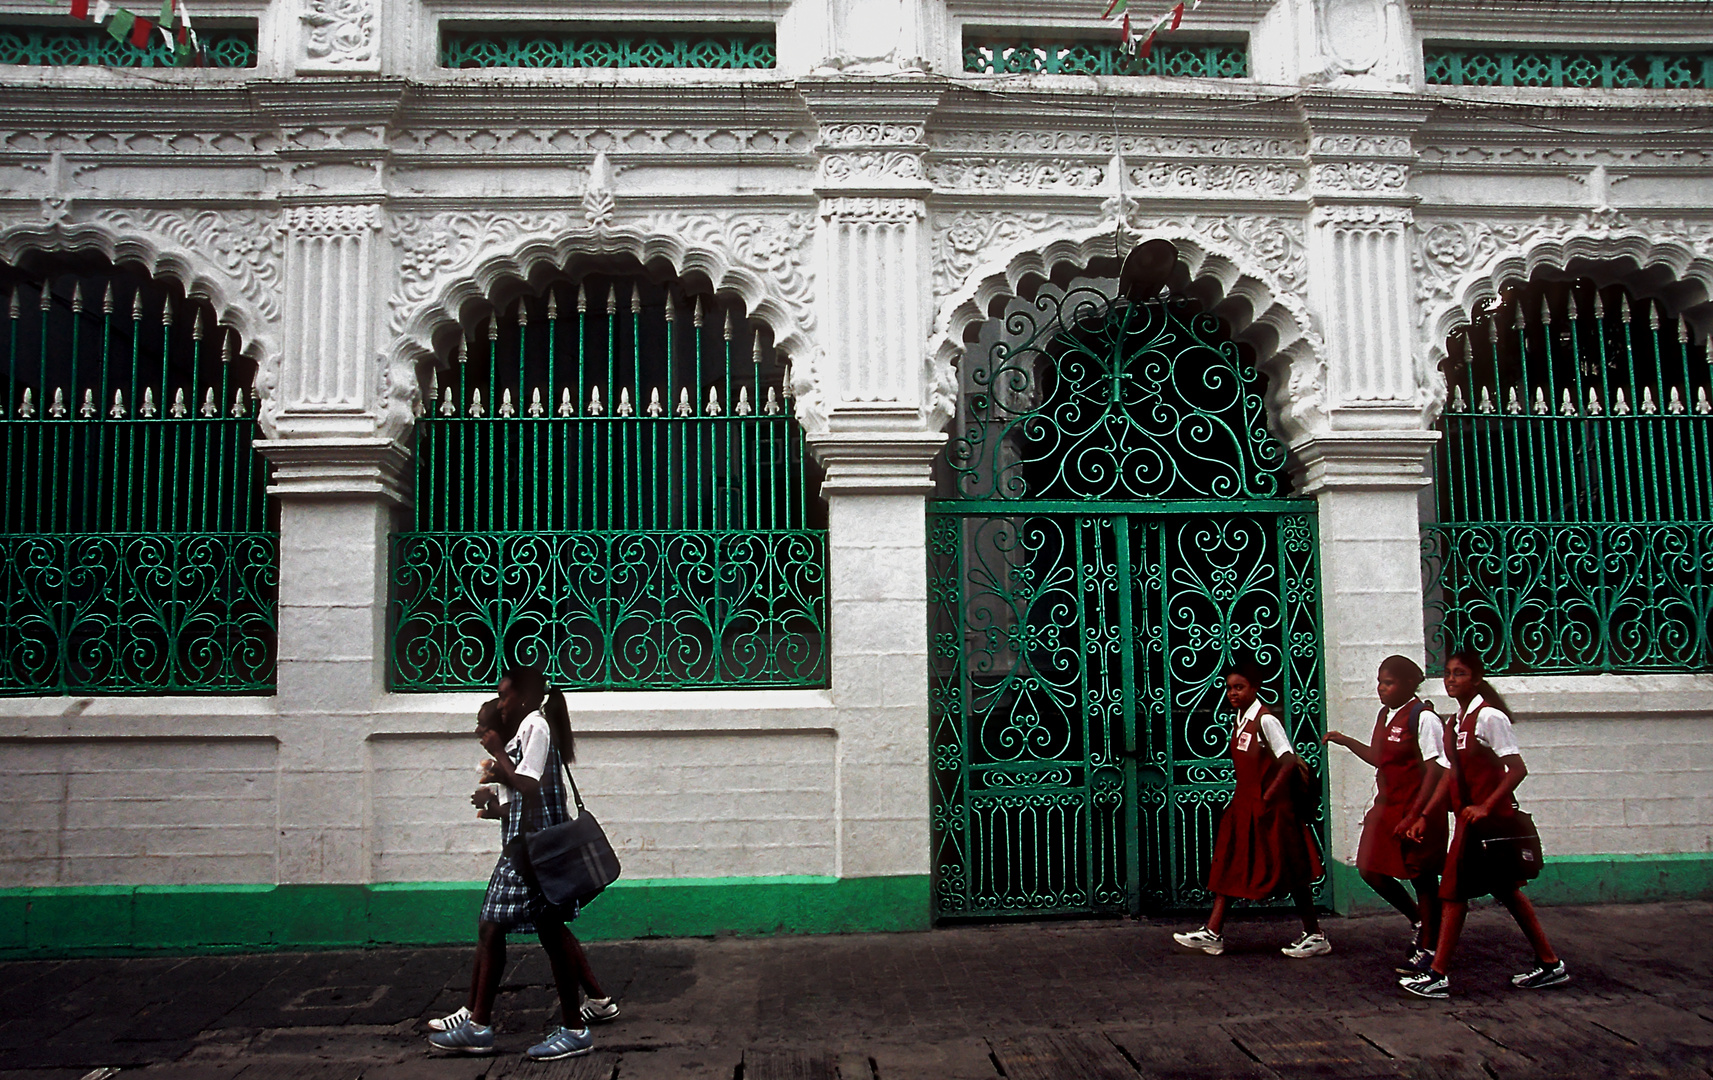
[370,729,838,881]
[0,737,277,886]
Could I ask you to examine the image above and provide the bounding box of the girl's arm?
[1323,730,1379,767]
[1396,760,1446,837]
[480,728,542,797]
[1263,753,1297,804]
[1404,767,1453,842]
[1460,757,1526,824]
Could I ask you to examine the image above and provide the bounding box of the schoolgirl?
[429,667,618,1059]
[1174,661,1329,958]
[1398,649,1568,999]
[1323,655,1447,974]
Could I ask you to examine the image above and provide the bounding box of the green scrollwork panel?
[391,530,826,690]
[931,279,1325,919]
[0,533,276,694]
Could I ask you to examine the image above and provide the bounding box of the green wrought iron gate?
[928,280,1326,918]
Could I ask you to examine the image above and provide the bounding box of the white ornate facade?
[0,0,1710,946]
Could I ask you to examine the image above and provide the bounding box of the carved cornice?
[820,197,926,224]
[283,203,383,236]
[1288,429,1440,495]
[257,437,411,503]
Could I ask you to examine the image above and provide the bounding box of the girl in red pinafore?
[1174,661,1328,959]
[1398,649,1568,999]
[1324,655,1448,975]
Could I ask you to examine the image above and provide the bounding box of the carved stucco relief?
[385,208,820,430]
[0,203,286,430]
[1412,213,1713,415]
[299,0,376,70]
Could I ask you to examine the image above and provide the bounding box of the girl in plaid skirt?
[428,666,615,1061]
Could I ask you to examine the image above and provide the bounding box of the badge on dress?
[1236,731,1252,751]
[1456,731,1469,750]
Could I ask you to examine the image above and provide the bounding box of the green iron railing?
[1425,281,1713,675]
[0,266,276,695]
[963,38,1248,78]
[930,283,1325,918]
[439,28,776,69]
[391,275,827,692]
[0,24,257,66]
[1424,46,1713,89]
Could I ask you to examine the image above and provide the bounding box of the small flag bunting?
[1104,0,1204,54]
[68,0,205,64]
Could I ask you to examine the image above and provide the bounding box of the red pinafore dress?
[1439,704,1523,902]
[1356,700,1447,880]
[1207,709,1323,900]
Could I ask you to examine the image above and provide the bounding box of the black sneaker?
[1399,971,1450,999]
[1395,947,1434,975]
[1511,960,1570,989]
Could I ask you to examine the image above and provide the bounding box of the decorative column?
[799,79,946,892]
[251,92,407,884]
[1294,94,1439,904]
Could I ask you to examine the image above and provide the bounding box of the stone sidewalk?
[1,900,1709,1079]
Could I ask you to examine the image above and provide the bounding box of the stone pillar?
[799,79,947,889]
[1296,96,1440,899]
[257,194,407,885]
[811,422,945,879]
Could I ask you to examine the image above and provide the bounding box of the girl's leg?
[1360,870,1419,924]
[537,919,603,1027]
[1494,888,1558,965]
[1292,886,1320,935]
[469,921,507,1025]
[1432,900,1468,975]
[554,922,608,999]
[1413,873,1441,948]
[1205,894,1232,935]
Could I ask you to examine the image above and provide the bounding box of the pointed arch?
[1419,222,1713,420]
[384,210,819,433]
[927,218,1327,446]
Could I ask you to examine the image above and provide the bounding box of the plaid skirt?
[478,853,580,936]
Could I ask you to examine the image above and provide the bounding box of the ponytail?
[1447,648,1517,721]
[542,687,576,763]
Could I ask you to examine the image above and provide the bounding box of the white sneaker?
[1281,931,1332,958]
[1172,927,1226,955]
[427,1005,471,1033]
[580,995,620,1023]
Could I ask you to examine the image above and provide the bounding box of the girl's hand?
[470,786,495,809]
[1322,731,1342,746]
[1460,804,1491,825]
[479,727,506,758]
[1397,816,1424,842]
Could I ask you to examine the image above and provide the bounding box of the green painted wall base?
[1329,852,1713,916]
[0,874,931,958]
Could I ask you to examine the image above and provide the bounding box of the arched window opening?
[391,268,828,691]
[1425,277,1713,675]
[0,255,276,695]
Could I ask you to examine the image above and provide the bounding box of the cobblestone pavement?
[0,900,1709,1079]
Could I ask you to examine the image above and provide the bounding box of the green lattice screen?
[1425,280,1713,675]
[440,28,775,69]
[0,258,276,695]
[0,23,256,66]
[963,37,1248,77]
[1425,46,1713,89]
[390,273,827,692]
